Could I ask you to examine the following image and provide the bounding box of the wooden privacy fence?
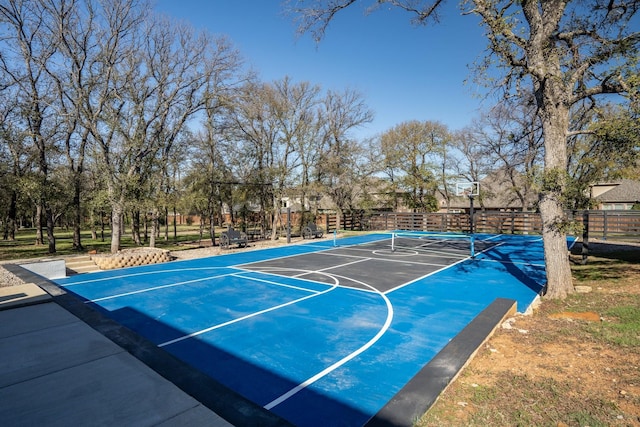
[574,210,640,240]
[366,210,640,240]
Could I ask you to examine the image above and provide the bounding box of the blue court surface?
[53,232,556,426]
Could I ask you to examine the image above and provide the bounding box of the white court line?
[568,236,579,250]
[158,271,341,348]
[61,266,232,287]
[232,273,323,294]
[243,257,374,280]
[85,271,239,303]
[293,257,372,277]
[263,273,393,411]
[339,243,468,260]
[317,250,450,268]
[385,241,506,294]
[235,235,390,269]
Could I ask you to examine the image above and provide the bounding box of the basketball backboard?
[455,181,480,197]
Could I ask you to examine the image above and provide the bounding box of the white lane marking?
[158,270,340,348]
[85,271,239,303]
[293,257,372,277]
[232,273,322,294]
[60,266,231,287]
[385,241,506,294]
[263,273,393,411]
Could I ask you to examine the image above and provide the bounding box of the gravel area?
[0,266,26,288]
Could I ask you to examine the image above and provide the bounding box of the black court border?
[8,264,515,427]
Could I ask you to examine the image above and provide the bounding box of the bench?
[302,223,324,239]
[220,228,248,249]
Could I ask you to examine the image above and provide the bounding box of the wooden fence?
[365,210,640,240]
[574,210,640,240]
[217,209,640,241]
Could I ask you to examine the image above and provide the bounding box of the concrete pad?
[0,282,50,311]
[0,352,222,427]
[0,301,232,427]
[0,319,122,387]
[0,302,77,338]
[156,405,234,427]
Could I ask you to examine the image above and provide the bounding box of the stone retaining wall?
[92,248,171,270]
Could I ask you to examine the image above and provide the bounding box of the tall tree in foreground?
[289,0,640,299]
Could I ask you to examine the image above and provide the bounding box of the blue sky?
[153,1,492,138]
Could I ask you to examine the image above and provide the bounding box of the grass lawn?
[0,226,209,261]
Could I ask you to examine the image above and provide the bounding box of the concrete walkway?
[0,283,232,427]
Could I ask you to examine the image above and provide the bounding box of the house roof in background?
[593,179,640,203]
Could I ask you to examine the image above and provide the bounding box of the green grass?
[0,226,208,261]
[589,303,640,347]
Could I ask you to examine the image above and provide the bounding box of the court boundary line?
[385,241,506,295]
[59,266,238,287]
[158,270,342,348]
[263,271,394,411]
[317,250,453,268]
[332,243,469,260]
[85,270,239,303]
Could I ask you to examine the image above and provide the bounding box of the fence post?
[286,207,291,243]
[581,210,589,264]
[603,211,608,240]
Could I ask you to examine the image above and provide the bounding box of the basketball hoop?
[455,182,480,236]
[455,182,479,198]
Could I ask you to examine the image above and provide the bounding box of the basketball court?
[52,231,553,426]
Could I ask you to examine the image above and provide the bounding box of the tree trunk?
[539,103,574,298]
[110,205,123,253]
[209,212,216,246]
[172,206,177,241]
[72,176,83,251]
[100,209,105,242]
[6,190,17,240]
[149,209,157,248]
[35,203,43,245]
[131,209,142,245]
[46,206,56,254]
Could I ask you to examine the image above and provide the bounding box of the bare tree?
[288,0,640,299]
[0,0,62,253]
[378,120,447,212]
[470,98,543,211]
[316,88,373,229]
[229,77,320,238]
